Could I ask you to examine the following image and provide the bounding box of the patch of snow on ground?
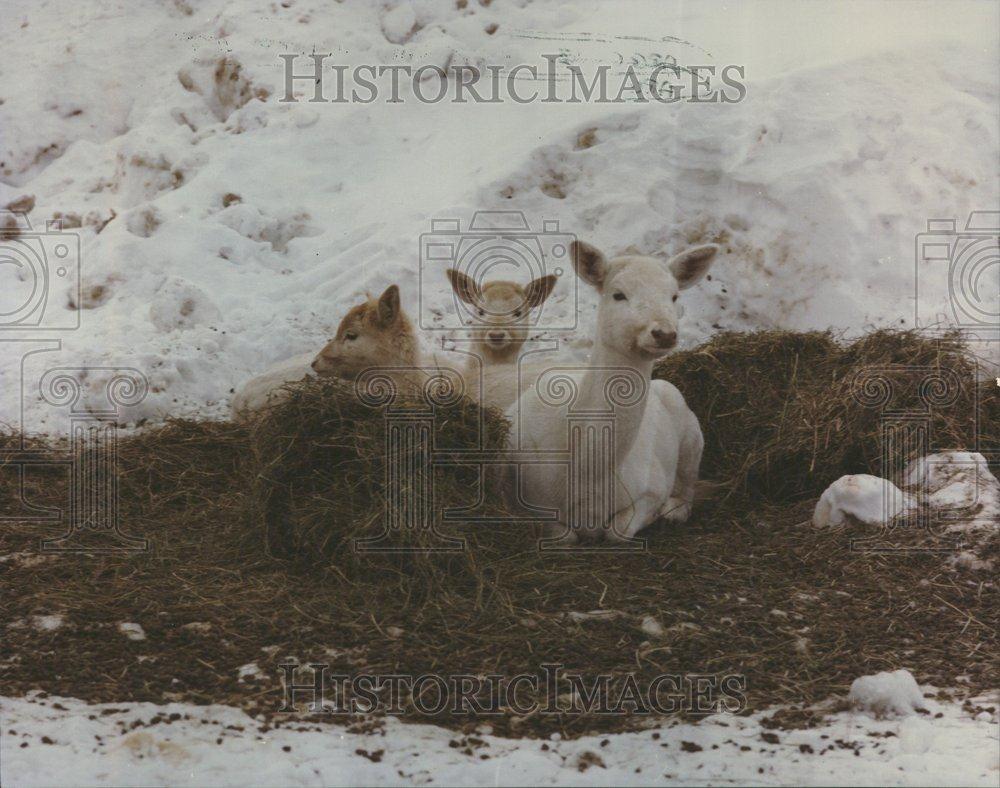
[1,693,997,787]
[903,452,1000,533]
[812,455,999,554]
[31,615,64,632]
[237,662,265,681]
[639,615,666,638]
[116,622,147,641]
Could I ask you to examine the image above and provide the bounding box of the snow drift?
[0,1,997,432]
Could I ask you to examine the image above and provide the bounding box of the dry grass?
[1,330,996,738]
[655,329,998,500]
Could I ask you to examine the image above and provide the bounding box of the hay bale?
[655,330,997,502]
[244,376,511,571]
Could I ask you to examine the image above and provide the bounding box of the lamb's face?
[446,270,557,360]
[600,256,684,360]
[572,241,718,360]
[312,304,381,378]
[475,282,531,353]
[311,285,413,378]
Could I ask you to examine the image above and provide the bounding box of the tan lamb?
[445,269,557,411]
[231,285,425,417]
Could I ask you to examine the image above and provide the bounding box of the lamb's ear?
[446,268,481,305]
[571,241,607,290]
[668,244,718,290]
[524,274,557,309]
[376,284,401,326]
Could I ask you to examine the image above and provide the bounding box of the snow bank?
[2,693,997,787]
[848,669,928,719]
[0,0,996,431]
[812,474,912,527]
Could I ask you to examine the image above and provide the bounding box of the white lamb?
[506,241,718,543]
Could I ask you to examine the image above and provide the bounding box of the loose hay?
[245,377,512,573]
[1,330,996,738]
[654,329,998,501]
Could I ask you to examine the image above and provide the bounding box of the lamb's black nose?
[651,329,677,348]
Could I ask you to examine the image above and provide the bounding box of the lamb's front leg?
[603,505,646,544]
[660,412,704,524]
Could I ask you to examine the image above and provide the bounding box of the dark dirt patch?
[1,331,996,740]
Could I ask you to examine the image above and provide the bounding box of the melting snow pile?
[812,474,912,527]
[903,451,1000,532]
[813,453,999,554]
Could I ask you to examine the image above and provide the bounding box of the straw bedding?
[1,330,995,737]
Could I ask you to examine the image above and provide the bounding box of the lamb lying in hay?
[245,327,997,565]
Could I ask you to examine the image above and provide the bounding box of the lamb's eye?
[672,294,678,302]
[513,309,522,318]
[477,308,486,317]
[345,331,358,341]
[613,292,627,301]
